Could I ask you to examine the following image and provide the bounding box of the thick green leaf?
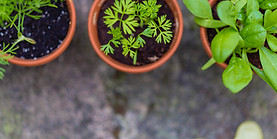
[264,9,277,32]
[267,34,277,52]
[194,17,227,28]
[183,0,213,19]
[240,24,266,48]
[222,56,253,93]
[251,64,277,92]
[259,47,277,92]
[247,0,260,16]
[217,1,237,29]
[245,11,263,25]
[211,27,240,63]
[260,0,277,10]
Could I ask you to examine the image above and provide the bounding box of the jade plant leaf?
[194,17,227,28]
[247,0,259,16]
[259,46,277,91]
[217,1,237,29]
[183,0,213,19]
[260,0,277,10]
[264,9,277,32]
[222,56,253,93]
[245,11,263,25]
[267,34,277,52]
[240,24,266,48]
[211,27,240,63]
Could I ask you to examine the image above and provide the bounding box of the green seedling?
[0,0,63,79]
[183,0,277,93]
[101,0,173,65]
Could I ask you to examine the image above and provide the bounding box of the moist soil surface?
[0,0,70,60]
[207,0,262,68]
[97,0,175,66]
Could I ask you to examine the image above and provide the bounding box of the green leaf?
[194,17,227,28]
[217,1,237,29]
[211,27,240,63]
[264,9,277,32]
[259,46,277,92]
[104,8,119,27]
[234,0,247,12]
[257,0,265,4]
[122,15,139,34]
[101,44,114,55]
[237,7,247,21]
[201,57,216,70]
[141,28,153,38]
[240,24,266,48]
[222,56,253,93]
[251,64,277,92]
[247,0,259,16]
[260,0,277,10]
[245,11,263,25]
[267,34,277,52]
[183,0,213,19]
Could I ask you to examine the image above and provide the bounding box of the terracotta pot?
[200,0,228,69]
[88,0,183,73]
[8,0,76,67]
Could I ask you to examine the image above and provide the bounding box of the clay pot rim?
[88,0,183,73]
[8,0,76,67]
[200,0,228,69]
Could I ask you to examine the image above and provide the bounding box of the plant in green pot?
[183,0,277,93]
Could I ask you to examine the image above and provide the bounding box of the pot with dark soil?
[88,0,183,73]
[184,0,277,93]
[0,0,76,79]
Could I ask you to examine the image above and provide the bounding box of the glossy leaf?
[247,0,259,16]
[245,11,263,25]
[194,17,227,28]
[251,64,277,92]
[235,0,247,12]
[222,56,253,93]
[267,34,277,52]
[183,0,213,19]
[211,27,240,63]
[217,1,237,29]
[202,58,216,70]
[237,7,246,21]
[260,0,277,10]
[240,24,266,48]
[259,47,277,92]
[264,9,277,32]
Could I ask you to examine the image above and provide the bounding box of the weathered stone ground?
[0,0,277,139]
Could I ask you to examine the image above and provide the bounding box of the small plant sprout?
[0,0,63,79]
[101,0,173,65]
[183,0,277,93]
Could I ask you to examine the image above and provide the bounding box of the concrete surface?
[0,0,277,139]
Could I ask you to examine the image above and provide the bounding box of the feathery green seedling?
[0,0,63,79]
[184,0,277,93]
[101,0,173,65]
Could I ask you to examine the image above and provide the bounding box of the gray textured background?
[0,0,276,139]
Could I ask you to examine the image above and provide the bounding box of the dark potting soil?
[207,0,262,68]
[0,0,70,59]
[97,0,175,66]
